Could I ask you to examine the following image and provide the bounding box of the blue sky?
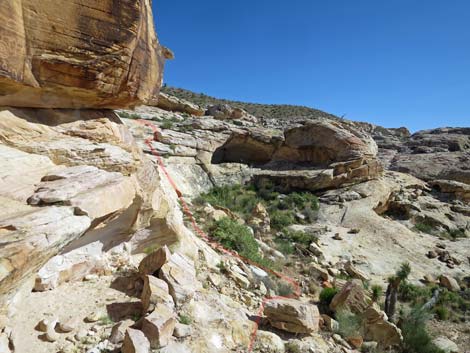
[153,1,469,131]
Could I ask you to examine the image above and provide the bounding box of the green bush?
[197,184,320,231]
[413,223,434,234]
[276,280,294,296]
[196,185,261,218]
[211,217,272,268]
[398,282,432,305]
[336,310,363,338]
[283,192,319,211]
[371,284,383,302]
[433,306,449,321]
[401,307,444,353]
[443,228,467,240]
[270,210,296,230]
[118,111,140,119]
[274,239,294,255]
[161,120,174,129]
[281,229,318,247]
[178,314,192,325]
[319,287,338,307]
[285,342,302,353]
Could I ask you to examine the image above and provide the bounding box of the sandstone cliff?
[0,0,165,108]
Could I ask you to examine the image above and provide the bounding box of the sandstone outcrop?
[0,0,165,108]
[390,152,470,184]
[264,298,320,334]
[154,93,205,116]
[330,280,372,314]
[0,108,199,306]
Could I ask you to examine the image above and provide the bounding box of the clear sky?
[153,0,469,132]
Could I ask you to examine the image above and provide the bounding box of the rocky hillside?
[0,2,469,353]
[161,86,340,121]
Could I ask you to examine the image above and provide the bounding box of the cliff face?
[0,1,197,311]
[0,0,164,108]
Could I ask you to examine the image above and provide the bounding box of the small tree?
[385,262,411,321]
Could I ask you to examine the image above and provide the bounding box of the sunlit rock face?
[0,0,165,108]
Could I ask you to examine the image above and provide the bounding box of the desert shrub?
[433,306,449,321]
[98,315,113,326]
[371,284,383,302]
[274,239,295,255]
[211,217,272,268]
[196,184,261,218]
[401,307,444,353]
[160,120,174,129]
[336,310,363,338]
[256,181,280,202]
[117,111,140,119]
[285,342,302,353]
[436,288,470,320]
[442,228,467,240]
[283,192,319,211]
[179,124,194,132]
[198,184,320,231]
[276,280,294,297]
[413,222,434,234]
[398,282,432,304]
[178,314,192,325]
[282,229,318,247]
[270,210,296,230]
[319,287,338,307]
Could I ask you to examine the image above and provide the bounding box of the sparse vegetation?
[276,280,294,296]
[413,222,434,234]
[161,120,174,129]
[371,284,383,302]
[433,305,450,321]
[270,209,296,230]
[196,183,319,230]
[336,310,363,338]
[400,307,444,353]
[398,282,433,304]
[161,86,339,121]
[441,228,467,240]
[319,287,338,307]
[98,315,113,326]
[274,238,295,255]
[178,314,192,325]
[279,229,318,248]
[196,184,260,218]
[117,111,141,119]
[285,341,302,353]
[210,217,272,268]
[143,245,157,255]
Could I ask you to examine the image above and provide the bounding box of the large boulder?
[158,253,202,306]
[329,280,372,314]
[432,337,459,353]
[141,304,177,348]
[362,304,402,348]
[122,328,151,353]
[0,0,165,108]
[390,152,470,184]
[264,298,320,334]
[154,93,205,116]
[275,119,378,165]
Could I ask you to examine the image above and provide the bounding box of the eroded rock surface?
[0,0,165,108]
